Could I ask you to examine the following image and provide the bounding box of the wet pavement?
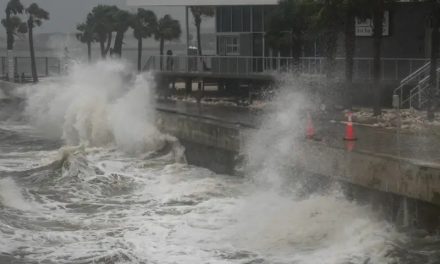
[156,100,440,165]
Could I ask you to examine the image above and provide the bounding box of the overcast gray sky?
[0,0,189,35]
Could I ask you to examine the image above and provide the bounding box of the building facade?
[129,0,435,81]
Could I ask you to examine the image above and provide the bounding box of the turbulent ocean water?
[0,60,439,264]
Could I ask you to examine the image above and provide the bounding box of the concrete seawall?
[156,107,440,229]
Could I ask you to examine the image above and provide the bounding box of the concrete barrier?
[155,107,440,210]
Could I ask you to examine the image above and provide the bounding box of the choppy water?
[0,60,439,264]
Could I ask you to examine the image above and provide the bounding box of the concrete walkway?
[156,100,440,165]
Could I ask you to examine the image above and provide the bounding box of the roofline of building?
[126,0,278,6]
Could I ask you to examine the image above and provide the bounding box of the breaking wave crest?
[22,60,167,154]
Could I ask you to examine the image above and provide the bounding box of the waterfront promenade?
[156,100,440,165]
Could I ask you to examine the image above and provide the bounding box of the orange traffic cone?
[344,112,357,141]
[306,113,315,140]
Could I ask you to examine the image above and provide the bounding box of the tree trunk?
[87,41,92,63]
[160,37,164,70]
[113,31,124,57]
[6,12,13,50]
[291,34,302,74]
[105,32,112,56]
[344,10,356,109]
[137,37,143,72]
[195,16,202,56]
[99,37,106,58]
[28,18,38,83]
[427,5,440,121]
[372,0,384,116]
[6,12,14,80]
[325,32,338,79]
[324,0,337,79]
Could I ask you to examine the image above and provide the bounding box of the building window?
[217,6,255,33]
[232,6,243,32]
[252,6,263,32]
[243,7,251,32]
[218,35,240,55]
[221,7,232,32]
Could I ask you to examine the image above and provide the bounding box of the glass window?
[222,7,232,32]
[243,7,251,32]
[253,33,263,56]
[216,7,222,32]
[232,6,242,32]
[218,35,240,56]
[252,6,263,32]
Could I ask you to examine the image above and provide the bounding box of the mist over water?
[0,61,438,263]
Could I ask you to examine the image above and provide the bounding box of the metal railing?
[144,55,428,81]
[0,56,62,81]
[403,68,440,109]
[393,61,431,107]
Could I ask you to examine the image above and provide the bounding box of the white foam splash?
[23,60,164,154]
[240,75,402,263]
[0,177,31,211]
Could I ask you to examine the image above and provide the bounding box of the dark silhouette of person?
[166,50,174,71]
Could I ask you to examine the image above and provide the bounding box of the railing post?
[1,57,4,77]
[368,60,372,80]
[45,57,49,76]
[14,57,18,77]
[237,56,239,75]
[308,58,311,74]
[395,60,398,81]
[382,59,385,80]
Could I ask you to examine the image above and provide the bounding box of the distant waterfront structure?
[126,1,435,108]
[127,0,430,61]
[127,0,277,59]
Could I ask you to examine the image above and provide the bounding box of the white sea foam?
[22,60,165,154]
[238,76,402,263]
[0,178,32,211]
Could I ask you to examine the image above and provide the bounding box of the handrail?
[144,55,427,82]
[401,67,440,108]
[393,61,430,95]
[400,61,430,85]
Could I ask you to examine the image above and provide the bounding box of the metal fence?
[0,56,62,81]
[145,55,429,82]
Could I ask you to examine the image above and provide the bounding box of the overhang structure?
[126,0,278,6]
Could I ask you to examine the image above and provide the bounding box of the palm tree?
[314,0,342,78]
[154,14,182,70]
[190,6,214,56]
[266,0,317,71]
[111,9,132,57]
[89,5,118,58]
[342,0,370,109]
[25,3,49,83]
[2,0,25,80]
[76,14,95,62]
[131,8,157,72]
[371,0,385,116]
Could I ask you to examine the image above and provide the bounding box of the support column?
[186,6,190,55]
